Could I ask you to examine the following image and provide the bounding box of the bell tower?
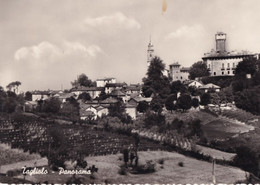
[147,36,154,67]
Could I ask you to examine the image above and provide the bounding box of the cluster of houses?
[25,77,221,121]
[26,78,152,120]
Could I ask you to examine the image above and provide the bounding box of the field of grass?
[18,151,246,184]
[0,143,41,166]
[165,109,217,125]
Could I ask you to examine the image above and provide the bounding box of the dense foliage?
[189,61,210,80]
[71,73,95,88]
[142,57,170,113]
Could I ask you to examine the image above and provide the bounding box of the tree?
[189,119,203,137]
[25,91,32,101]
[189,61,209,80]
[233,146,259,176]
[188,86,200,96]
[191,98,199,109]
[78,92,92,101]
[165,94,177,112]
[71,74,94,88]
[136,101,149,113]
[177,94,192,112]
[96,90,109,101]
[235,57,258,78]
[170,81,187,94]
[6,81,21,93]
[43,97,61,113]
[210,93,221,105]
[232,57,258,92]
[200,93,211,106]
[142,56,170,99]
[144,111,165,127]
[234,86,260,115]
[108,101,132,123]
[150,95,164,113]
[142,56,171,114]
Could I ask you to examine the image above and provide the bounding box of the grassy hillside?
[21,151,246,184]
[165,109,217,125]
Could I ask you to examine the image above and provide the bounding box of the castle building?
[202,32,257,76]
[168,62,190,82]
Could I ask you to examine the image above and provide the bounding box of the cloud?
[14,41,102,61]
[84,12,141,30]
[14,42,61,60]
[166,24,206,39]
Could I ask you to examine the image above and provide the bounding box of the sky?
[1,0,260,91]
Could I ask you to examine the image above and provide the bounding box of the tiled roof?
[125,85,142,91]
[58,93,75,99]
[80,109,95,117]
[200,83,220,89]
[130,96,152,103]
[105,83,127,87]
[100,97,118,104]
[169,62,181,66]
[32,90,50,95]
[96,77,116,81]
[125,103,137,108]
[111,89,126,96]
[203,50,256,59]
[71,86,104,91]
[180,67,190,71]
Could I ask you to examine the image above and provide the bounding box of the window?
[228,71,230,74]
[222,63,224,68]
[222,71,224,75]
[233,63,235,68]
[214,72,216,76]
[227,63,230,68]
[233,71,235,74]
[181,76,183,79]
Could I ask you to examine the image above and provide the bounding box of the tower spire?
[147,36,154,67]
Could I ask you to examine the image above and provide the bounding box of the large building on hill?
[168,62,190,82]
[202,32,258,76]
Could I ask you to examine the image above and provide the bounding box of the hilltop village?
[21,32,259,121]
[0,32,260,184]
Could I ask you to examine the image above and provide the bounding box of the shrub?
[158,158,164,165]
[178,161,184,167]
[132,160,156,174]
[118,165,127,175]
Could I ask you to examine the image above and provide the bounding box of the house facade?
[71,86,104,99]
[169,62,190,82]
[96,78,116,87]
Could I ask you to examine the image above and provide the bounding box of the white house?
[31,91,50,101]
[96,78,116,87]
[125,103,137,120]
[199,83,221,92]
[185,80,203,88]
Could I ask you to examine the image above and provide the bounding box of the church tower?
[147,37,154,67]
